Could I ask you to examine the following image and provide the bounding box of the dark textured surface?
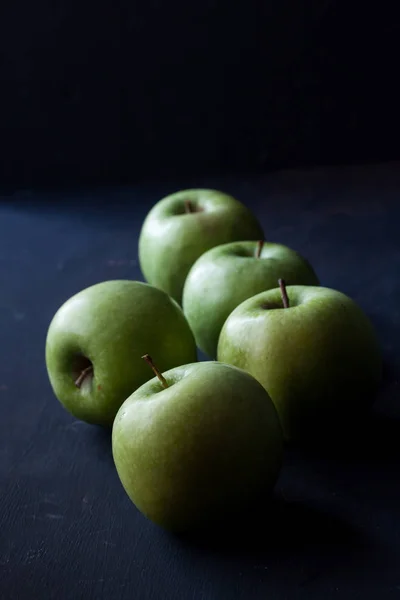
[1,162,400,599]
[1,1,400,186]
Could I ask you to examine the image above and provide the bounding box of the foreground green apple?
[112,358,283,532]
[45,280,197,426]
[182,240,319,358]
[138,189,264,304]
[217,281,382,442]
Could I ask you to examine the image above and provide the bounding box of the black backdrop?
[1,1,399,187]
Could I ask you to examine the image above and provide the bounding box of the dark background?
[1,0,400,188]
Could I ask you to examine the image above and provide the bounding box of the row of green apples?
[45,189,382,532]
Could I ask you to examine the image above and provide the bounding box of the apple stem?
[256,240,264,258]
[278,278,290,308]
[75,365,93,388]
[184,200,193,214]
[142,354,169,389]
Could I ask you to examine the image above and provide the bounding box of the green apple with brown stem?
[112,356,283,532]
[182,239,319,358]
[45,280,197,426]
[138,189,264,304]
[217,279,382,442]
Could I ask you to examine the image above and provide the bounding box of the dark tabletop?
[1,163,400,600]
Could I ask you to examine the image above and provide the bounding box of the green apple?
[138,189,264,304]
[45,280,197,426]
[217,281,382,442]
[182,240,319,358]
[112,357,283,532]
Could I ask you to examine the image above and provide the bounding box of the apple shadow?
[340,413,400,465]
[290,413,400,469]
[283,355,400,467]
[177,494,368,583]
[296,384,400,469]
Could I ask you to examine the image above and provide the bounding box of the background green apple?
[182,240,319,358]
[45,280,197,426]
[112,360,283,532]
[217,284,382,442]
[138,189,264,304]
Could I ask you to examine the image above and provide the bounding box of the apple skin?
[45,280,197,426]
[182,240,319,358]
[112,361,283,532]
[138,189,264,304]
[217,285,382,442]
